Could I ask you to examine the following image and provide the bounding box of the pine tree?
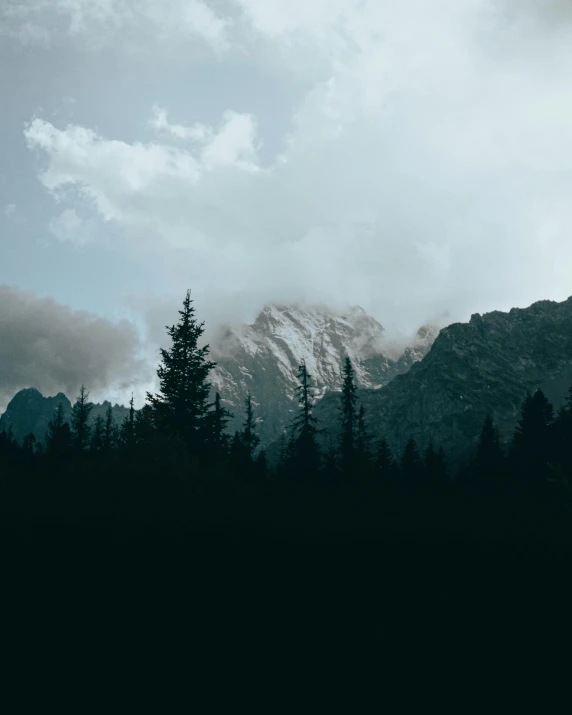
[230,394,260,480]
[71,385,93,453]
[45,402,72,458]
[147,289,216,457]
[205,392,232,463]
[90,415,105,454]
[338,356,358,479]
[120,394,137,449]
[22,433,36,458]
[103,404,117,453]
[288,361,321,482]
[511,389,554,487]
[135,404,155,445]
[241,393,260,460]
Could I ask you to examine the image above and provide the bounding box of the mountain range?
[0,303,434,447]
[0,388,130,446]
[313,296,572,464]
[3,295,572,465]
[209,304,437,445]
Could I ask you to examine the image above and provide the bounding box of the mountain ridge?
[313,295,572,463]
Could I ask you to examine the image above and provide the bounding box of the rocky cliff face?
[0,388,130,445]
[314,296,572,463]
[210,304,436,445]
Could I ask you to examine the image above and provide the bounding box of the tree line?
[1,290,572,499]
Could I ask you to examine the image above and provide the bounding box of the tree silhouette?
[71,386,92,453]
[338,357,358,479]
[103,404,118,454]
[205,392,232,464]
[90,416,105,454]
[288,361,321,482]
[147,289,216,458]
[120,394,137,450]
[511,389,554,487]
[45,402,72,458]
[231,393,260,480]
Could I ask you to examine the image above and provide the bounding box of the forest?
[1,289,572,546]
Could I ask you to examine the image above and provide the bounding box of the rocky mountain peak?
[210,303,435,446]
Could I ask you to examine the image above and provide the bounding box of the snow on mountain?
[209,304,437,446]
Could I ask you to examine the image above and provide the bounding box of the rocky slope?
[210,304,437,445]
[314,296,572,463]
[0,388,130,445]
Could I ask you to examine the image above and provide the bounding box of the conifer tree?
[511,389,554,486]
[230,394,260,480]
[120,394,137,449]
[147,290,216,457]
[135,404,155,445]
[90,415,105,454]
[71,385,93,453]
[45,402,72,458]
[103,404,117,453]
[288,361,321,481]
[205,392,232,462]
[22,433,36,458]
[241,393,260,459]
[338,356,358,478]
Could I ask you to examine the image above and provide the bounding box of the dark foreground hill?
[315,296,572,463]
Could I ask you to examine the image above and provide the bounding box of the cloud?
[21,0,572,336]
[49,208,94,244]
[0,285,152,410]
[0,0,233,52]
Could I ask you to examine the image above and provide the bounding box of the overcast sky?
[2,0,572,407]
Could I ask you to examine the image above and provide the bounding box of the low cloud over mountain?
[0,284,151,409]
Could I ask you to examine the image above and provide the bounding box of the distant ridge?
[0,388,130,445]
[313,296,572,463]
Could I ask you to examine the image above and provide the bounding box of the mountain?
[210,304,437,446]
[0,388,130,445]
[313,296,572,464]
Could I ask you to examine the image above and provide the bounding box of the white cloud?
[4,204,17,218]
[21,0,572,335]
[149,106,212,143]
[1,0,233,52]
[49,208,94,245]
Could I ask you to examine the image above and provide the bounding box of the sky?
[2,0,572,408]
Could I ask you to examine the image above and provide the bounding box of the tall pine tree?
[338,356,358,479]
[45,402,72,458]
[288,361,321,482]
[147,290,216,458]
[71,385,93,453]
